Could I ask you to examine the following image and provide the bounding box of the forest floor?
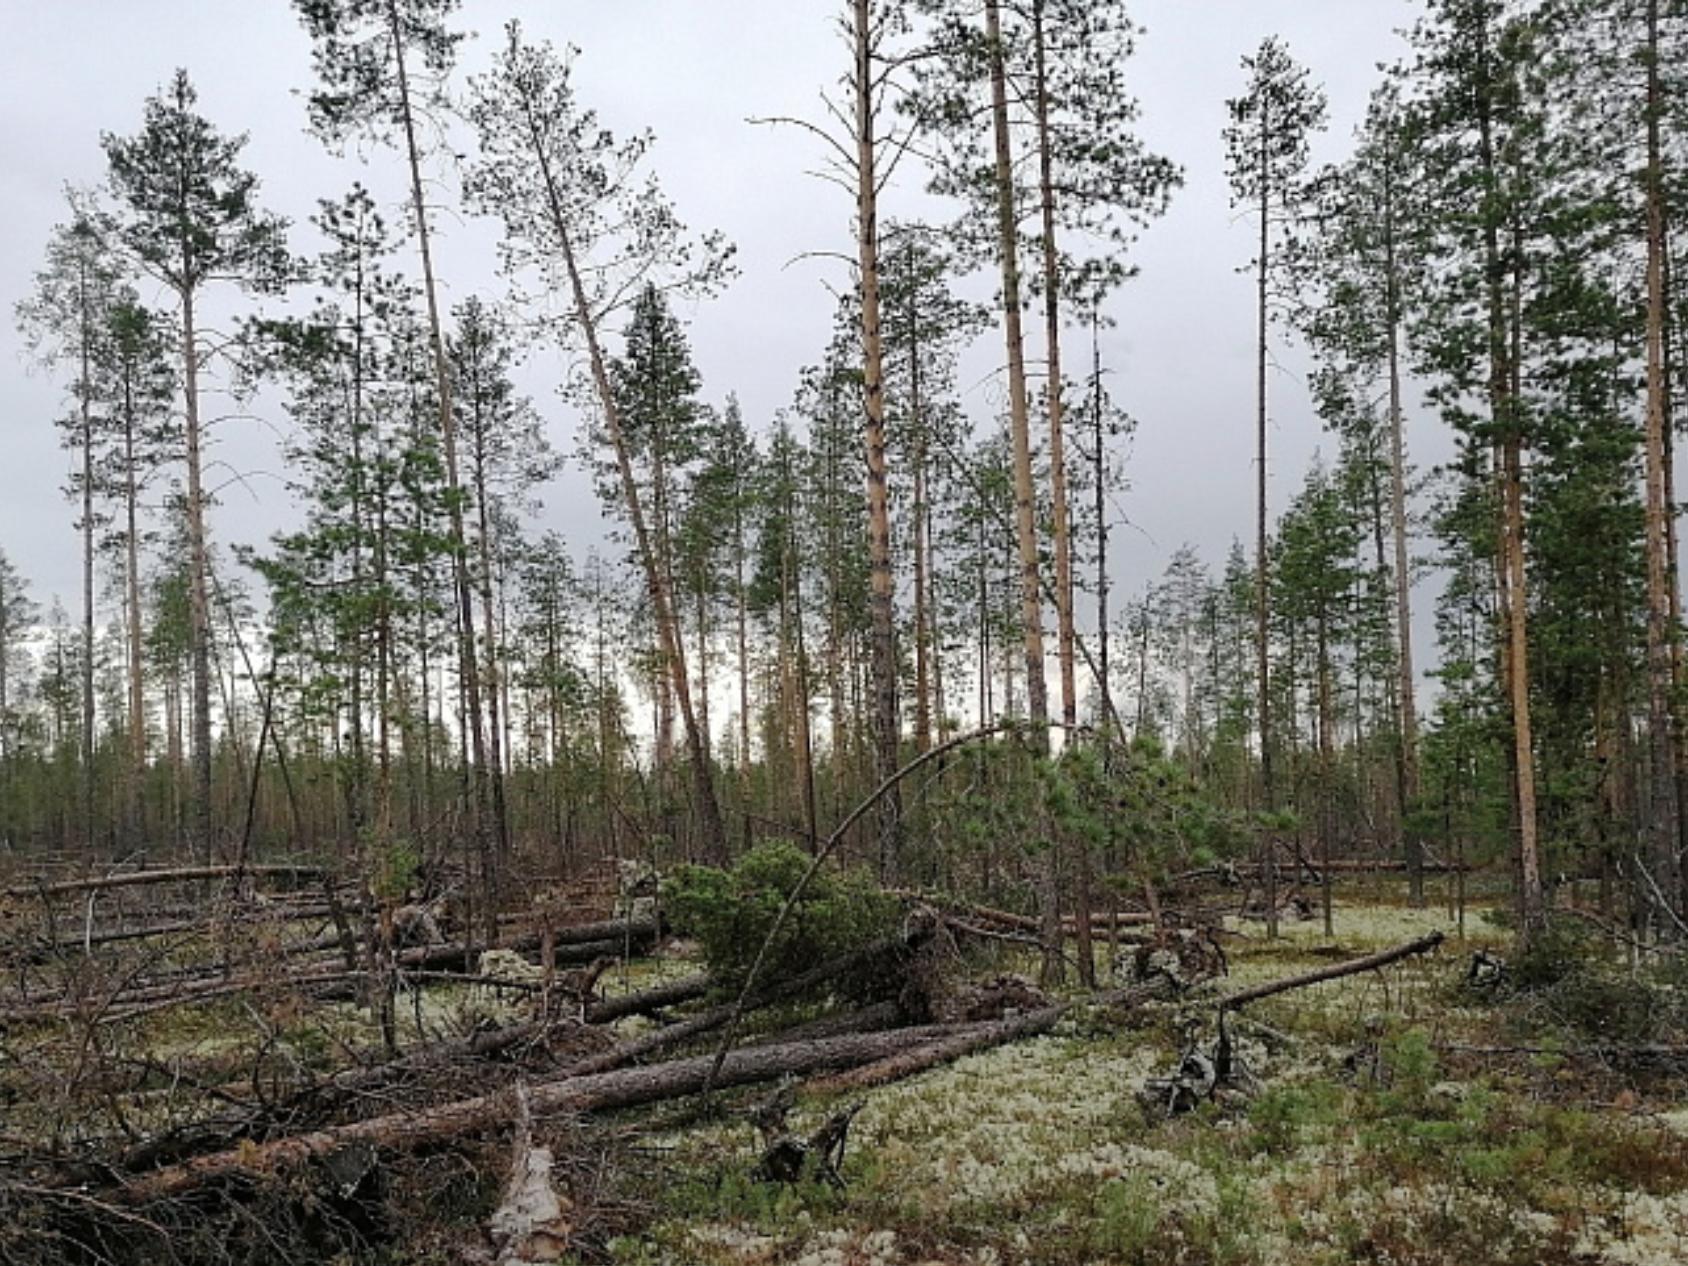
[8,877,1688,1264]
[593,894,1688,1266]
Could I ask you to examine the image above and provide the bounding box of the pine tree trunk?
[736,496,753,849]
[513,85,726,864]
[1255,103,1279,940]
[122,372,147,849]
[1318,613,1335,938]
[180,283,215,863]
[388,0,498,938]
[1384,166,1423,907]
[854,0,902,879]
[983,0,1057,984]
[472,449,511,866]
[909,244,933,757]
[1093,311,1112,731]
[1642,0,1682,921]
[1474,29,1543,943]
[1032,0,1077,733]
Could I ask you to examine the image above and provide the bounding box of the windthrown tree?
[103,71,289,859]
[467,22,737,862]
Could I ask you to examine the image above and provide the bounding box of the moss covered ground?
[594,897,1688,1266]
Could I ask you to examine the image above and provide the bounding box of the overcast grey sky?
[0,0,1437,655]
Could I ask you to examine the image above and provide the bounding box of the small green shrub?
[664,840,899,992]
[1246,1080,1343,1156]
[1508,923,1590,991]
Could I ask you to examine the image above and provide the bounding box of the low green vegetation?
[595,899,1688,1266]
[664,840,901,993]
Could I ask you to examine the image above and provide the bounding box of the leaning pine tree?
[467,21,737,862]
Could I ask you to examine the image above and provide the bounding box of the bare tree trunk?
[180,283,214,863]
[854,0,902,879]
[1318,614,1334,938]
[1032,0,1076,734]
[78,280,97,853]
[1474,37,1542,942]
[122,374,147,848]
[985,0,1056,985]
[1384,161,1423,907]
[1093,308,1111,730]
[736,496,753,849]
[1254,106,1278,940]
[1642,0,1682,920]
[908,244,934,757]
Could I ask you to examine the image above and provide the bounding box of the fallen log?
[1214,931,1445,1012]
[116,974,722,1171]
[806,976,1180,1094]
[585,972,711,1024]
[1170,860,1472,887]
[498,914,662,946]
[890,890,1152,932]
[1,865,328,902]
[561,933,919,1078]
[1,932,648,1028]
[273,973,714,1112]
[6,904,341,961]
[117,1023,974,1203]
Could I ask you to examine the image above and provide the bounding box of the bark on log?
[1,865,327,901]
[117,1024,969,1203]
[1171,860,1471,886]
[561,934,915,1078]
[585,972,711,1024]
[890,890,1151,931]
[497,914,662,946]
[1215,932,1445,1011]
[806,975,1179,1094]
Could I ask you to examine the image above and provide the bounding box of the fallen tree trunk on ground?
[585,972,711,1024]
[1171,860,1472,886]
[498,914,662,946]
[807,975,1182,1094]
[117,1023,974,1203]
[1,865,328,902]
[115,973,722,1170]
[561,933,919,1078]
[8,904,341,961]
[889,890,1152,932]
[1215,932,1445,1012]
